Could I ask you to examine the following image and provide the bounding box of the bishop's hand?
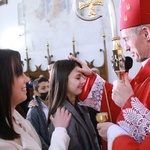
[112,73,134,108]
[68,55,92,77]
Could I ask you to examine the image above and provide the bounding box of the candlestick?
[45,42,53,64]
[26,47,28,58]
[24,47,31,72]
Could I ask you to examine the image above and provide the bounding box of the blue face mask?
[39,92,48,101]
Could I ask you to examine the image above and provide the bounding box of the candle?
[47,42,50,56]
[26,47,28,58]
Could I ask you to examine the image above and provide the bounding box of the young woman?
[0,49,71,150]
[48,59,100,150]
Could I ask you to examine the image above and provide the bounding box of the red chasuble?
[113,133,150,150]
[113,60,150,149]
[78,60,150,150]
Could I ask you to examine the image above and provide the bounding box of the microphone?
[125,56,133,72]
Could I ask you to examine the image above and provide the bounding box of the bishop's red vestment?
[78,60,150,150]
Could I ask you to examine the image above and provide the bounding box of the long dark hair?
[48,59,81,117]
[0,49,23,140]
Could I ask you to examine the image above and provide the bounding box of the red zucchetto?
[120,0,150,30]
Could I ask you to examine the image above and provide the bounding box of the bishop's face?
[121,27,150,62]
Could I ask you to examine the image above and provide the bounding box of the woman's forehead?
[70,66,82,75]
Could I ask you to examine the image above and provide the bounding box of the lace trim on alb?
[78,75,104,111]
[117,97,150,143]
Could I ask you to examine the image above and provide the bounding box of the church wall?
[0,0,141,83]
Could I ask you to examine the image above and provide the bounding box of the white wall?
[0,0,141,83]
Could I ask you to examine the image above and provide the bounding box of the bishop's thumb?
[123,73,130,86]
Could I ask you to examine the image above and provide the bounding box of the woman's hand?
[50,107,72,128]
[28,100,38,108]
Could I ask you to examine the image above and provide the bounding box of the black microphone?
[125,56,133,72]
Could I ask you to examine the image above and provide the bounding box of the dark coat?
[49,100,100,150]
[26,96,50,150]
